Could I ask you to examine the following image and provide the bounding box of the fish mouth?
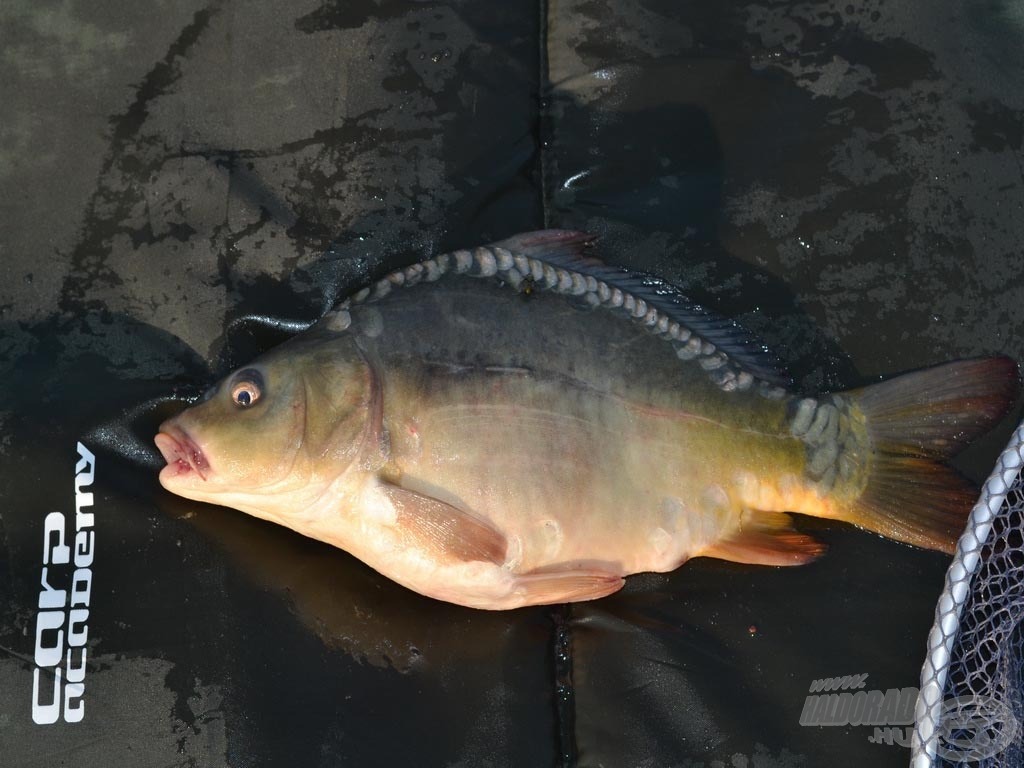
[155,425,210,482]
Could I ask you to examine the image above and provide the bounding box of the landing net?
[912,421,1024,766]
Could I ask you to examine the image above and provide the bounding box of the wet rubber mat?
[2,1,1022,765]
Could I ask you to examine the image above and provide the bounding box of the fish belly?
[383,370,810,577]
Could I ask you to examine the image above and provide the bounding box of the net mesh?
[912,421,1024,766]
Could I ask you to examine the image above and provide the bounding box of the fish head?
[155,332,377,513]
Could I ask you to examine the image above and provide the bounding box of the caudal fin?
[842,357,1019,554]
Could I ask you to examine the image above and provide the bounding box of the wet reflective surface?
[2,1,1023,765]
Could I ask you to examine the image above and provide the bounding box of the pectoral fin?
[701,510,826,566]
[379,482,508,565]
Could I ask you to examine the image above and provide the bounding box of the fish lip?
[155,424,210,481]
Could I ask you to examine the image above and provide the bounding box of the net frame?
[912,420,1024,766]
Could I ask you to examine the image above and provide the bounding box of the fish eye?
[230,369,263,408]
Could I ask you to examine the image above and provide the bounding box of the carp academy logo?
[31,442,96,725]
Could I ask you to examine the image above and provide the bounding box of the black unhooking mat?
[2,2,1022,766]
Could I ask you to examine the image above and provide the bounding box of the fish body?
[155,231,1019,609]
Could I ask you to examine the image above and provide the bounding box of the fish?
[154,230,1020,609]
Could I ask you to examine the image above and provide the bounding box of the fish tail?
[828,356,1019,553]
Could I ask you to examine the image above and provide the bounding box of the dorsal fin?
[330,229,790,394]
[497,231,788,387]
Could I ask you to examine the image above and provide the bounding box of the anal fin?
[701,510,827,566]
[379,482,508,565]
